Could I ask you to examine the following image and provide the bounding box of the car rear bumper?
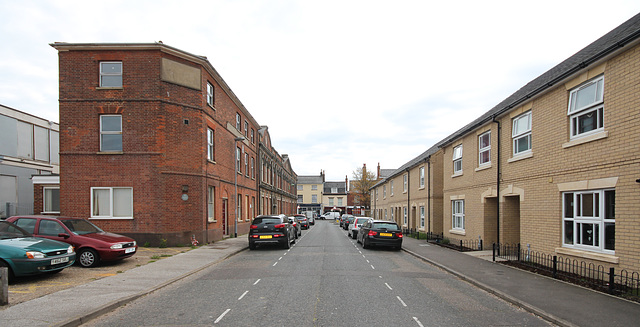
[365,237,402,248]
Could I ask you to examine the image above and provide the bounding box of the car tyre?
[78,248,99,268]
[351,232,357,239]
[284,237,291,249]
[362,239,368,249]
[249,242,256,250]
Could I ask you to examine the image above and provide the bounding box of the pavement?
[1,230,639,327]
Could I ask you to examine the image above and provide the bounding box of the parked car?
[295,214,309,229]
[7,215,138,268]
[347,217,373,239]
[288,216,302,238]
[342,216,355,230]
[339,214,354,228]
[325,212,341,221]
[249,215,296,250]
[357,219,403,250]
[305,212,315,225]
[0,220,76,281]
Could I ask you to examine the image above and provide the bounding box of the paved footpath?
[401,236,640,327]
[0,237,248,327]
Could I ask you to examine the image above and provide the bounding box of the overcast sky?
[1,1,638,181]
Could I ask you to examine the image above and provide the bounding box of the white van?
[324,212,341,221]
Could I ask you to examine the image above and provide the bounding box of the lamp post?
[234,136,246,238]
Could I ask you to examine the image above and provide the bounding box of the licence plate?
[260,235,272,239]
[51,257,69,265]
[380,233,393,237]
[125,247,136,254]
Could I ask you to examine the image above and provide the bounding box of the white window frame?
[562,189,615,254]
[91,187,133,219]
[244,152,249,176]
[452,199,464,230]
[331,187,338,193]
[420,206,425,229]
[419,167,425,188]
[311,185,317,191]
[403,206,408,225]
[453,145,463,174]
[512,111,532,156]
[236,147,241,173]
[43,187,60,214]
[100,115,122,152]
[390,181,394,195]
[100,62,122,87]
[236,113,241,131]
[403,174,408,192]
[207,186,215,222]
[338,198,343,206]
[207,82,214,107]
[478,131,491,166]
[383,185,386,198]
[311,194,317,203]
[297,195,303,203]
[207,128,215,161]
[568,75,604,139]
[329,197,334,205]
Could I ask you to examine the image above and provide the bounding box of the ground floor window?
[207,186,215,222]
[563,189,614,253]
[403,206,408,225]
[452,200,464,230]
[91,187,133,219]
[420,206,425,228]
[43,187,60,213]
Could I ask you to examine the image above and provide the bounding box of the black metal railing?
[493,243,640,302]
[423,231,483,252]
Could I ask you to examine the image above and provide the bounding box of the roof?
[372,144,440,188]
[378,169,395,179]
[438,12,640,147]
[298,175,323,184]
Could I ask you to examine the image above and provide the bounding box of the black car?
[339,214,353,228]
[249,215,296,250]
[357,220,403,250]
[342,216,355,230]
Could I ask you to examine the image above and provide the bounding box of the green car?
[0,220,76,281]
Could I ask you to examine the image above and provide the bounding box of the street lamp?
[234,136,246,238]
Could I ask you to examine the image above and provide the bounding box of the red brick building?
[50,42,295,246]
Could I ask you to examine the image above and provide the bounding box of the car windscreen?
[253,218,281,225]
[61,219,104,235]
[372,222,400,231]
[0,221,30,239]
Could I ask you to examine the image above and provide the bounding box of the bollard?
[1,266,8,305]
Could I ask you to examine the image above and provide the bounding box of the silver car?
[347,217,373,239]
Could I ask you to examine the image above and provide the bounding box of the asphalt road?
[84,221,552,326]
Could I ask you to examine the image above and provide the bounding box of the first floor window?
[236,113,241,130]
[563,189,615,253]
[453,145,463,173]
[245,153,249,176]
[419,167,425,188]
[478,131,491,165]
[512,111,532,155]
[571,106,604,137]
[420,206,425,228]
[100,62,122,87]
[311,194,317,203]
[338,198,343,206]
[207,186,215,221]
[236,147,241,172]
[452,200,464,229]
[100,115,122,152]
[91,187,133,218]
[297,195,303,203]
[329,197,334,205]
[43,187,60,213]
[568,75,605,138]
[207,128,215,161]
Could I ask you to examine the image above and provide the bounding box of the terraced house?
[51,42,296,246]
[371,13,640,272]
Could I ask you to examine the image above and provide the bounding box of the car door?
[36,219,77,247]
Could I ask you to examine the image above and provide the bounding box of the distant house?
[0,104,59,218]
[323,179,347,214]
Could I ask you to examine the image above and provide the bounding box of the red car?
[7,215,138,268]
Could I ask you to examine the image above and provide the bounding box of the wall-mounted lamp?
[182,185,189,192]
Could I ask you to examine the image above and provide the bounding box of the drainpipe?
[406,169,410,230]
[492,115,501,245]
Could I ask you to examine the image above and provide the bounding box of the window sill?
[207,159,216,164]
[449,229,466,236]
[555,247,618,264]
[208,219,217,223]
[508,151,533,163]
[418,186,425,190]
[475,164,491,172]
[97,151,123,155]
[451,171,463,178]
[89,217,133,220]
[562,130,608,148]
[96,86,123,90]
[41,211,60,215]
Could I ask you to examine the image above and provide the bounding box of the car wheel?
[362,239,368,249]
[284,238,291,249]
[0,260,14,282]
[249,242,256,250]
[78,248,99,268]
[351,233,357,239]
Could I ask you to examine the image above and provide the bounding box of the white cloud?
[1,0,639,180]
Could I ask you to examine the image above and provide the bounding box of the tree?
[351,164,377,208]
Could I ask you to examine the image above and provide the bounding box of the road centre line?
[253,279,260,285]
[279,257,283,260]
[371,265,375,270]
[238,291,248,300]
[214,308,231,324]
[397,296,407,307]
[413,317,424,327]
[385,283,393,290]
[273,262,278,267]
